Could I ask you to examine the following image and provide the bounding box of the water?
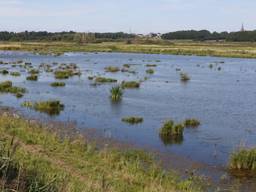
[1,51,256,167]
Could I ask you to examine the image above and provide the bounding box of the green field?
[1,41,256,58]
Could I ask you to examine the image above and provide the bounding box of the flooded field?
[1,50,256,168]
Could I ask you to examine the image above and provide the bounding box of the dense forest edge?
[1,30,256,42]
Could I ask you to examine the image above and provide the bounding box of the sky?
[0,0,255,34]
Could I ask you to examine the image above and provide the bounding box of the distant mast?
[241,23,245,32]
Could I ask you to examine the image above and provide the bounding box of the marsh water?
[1,51,256,169]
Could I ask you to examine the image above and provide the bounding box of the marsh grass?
[146,69,155,74]
[110,85,123,101]
[21,100,64,115]
[122,116,143,124]
[159,120,184,139]
[229,148,256,171]
[0,112,206,192]
[54,70,73,79]
[10,71,21,77]
[0,69,9,75]
[50,82,66,87]
[184,119,200,128]
[104,66,120,73]
[95,77,117,83]
[0,81,26,98]
[180,73,190,82]
[26,75,38,81]
[121,81,140,89]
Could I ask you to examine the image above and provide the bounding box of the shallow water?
[1,51,256,168]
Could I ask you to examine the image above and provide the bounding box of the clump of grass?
[54,70,73,79]
[29,69,39,74]
[159,120,184,138]
[122,116,143,124]
[0,69,9,75]
[121,81,140,89]
[123,64,131,68]
[146,64,157,67]
[22,100,64,115]
[95,77,117,83]
[146,68,155,74]
[184,119,201,128]
[180,72,190,82]
[105,66,120,73]
[26,75,38,81]
[0,81,26,98]
[10,71,21,77]
[229,148,256,171]
[50,82,66,87]
[110,85,123,101]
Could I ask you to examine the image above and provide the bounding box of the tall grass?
[110,85,123,101]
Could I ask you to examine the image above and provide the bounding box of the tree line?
[1,30,256,42]
[161,30,256,42]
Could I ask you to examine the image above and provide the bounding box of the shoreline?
[0,41,256,59]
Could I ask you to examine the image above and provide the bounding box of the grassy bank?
[0,41,256,58]
[0,110,206,192]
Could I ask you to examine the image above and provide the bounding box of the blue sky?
[0,0,255,33]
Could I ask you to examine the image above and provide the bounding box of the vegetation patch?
[121,81,140,89]
[104,66,120,73]
[110,85,123,101]
[95,77,117,83]
[54,70,73,79]
[122,116,144,124]
[229,148,256,172]
[159,120,184,140]
[184,119,201,128]
[26,75,38,81]
[0,69,9,75]
[50,82,66,87]
[21,100,64,115]
[146,68,155,74]
[146,64,157,67]
[180,72,190,82]
[0,81,26,98]
[10,71,21,76]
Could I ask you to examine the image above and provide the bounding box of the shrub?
[122,116,143,124]
[121,81,140,89]
[50,82,66,87]
[110,86,123,101]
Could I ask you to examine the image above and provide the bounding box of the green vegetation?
[159,120,184,139]
[54,70,73,79]
[0,81,26,98]
[146,68,155,74]
[95,77,117,83]
[26,75,38,81]
[121,81,140,89]
[1,41,256,59]
[104,66,120,73]
[184,119,201,128]
[110,86,123,101]
[0,111,206,192]
[229,148,256,171]
[50,82,66,87]
[21,100,64,115]
[180,73,190,82]
[146,64,157,67]
[10,71,21,76]
[122,116,144,124]
[0,69,9,75]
